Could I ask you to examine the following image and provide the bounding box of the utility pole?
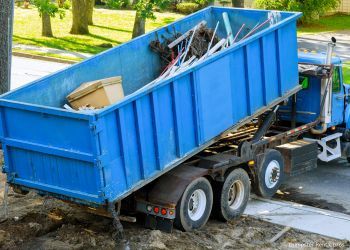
[0,0,14,94]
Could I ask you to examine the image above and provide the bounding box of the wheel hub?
[188,189,206,221]
[265,160,281,189]
[227,180,245,209]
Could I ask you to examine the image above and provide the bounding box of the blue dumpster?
[0,7,301,206]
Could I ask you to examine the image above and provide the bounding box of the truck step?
[276,140,318,176]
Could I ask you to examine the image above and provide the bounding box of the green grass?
[343,63,350,84]
[13,7,184,55]
[298,13,350,34]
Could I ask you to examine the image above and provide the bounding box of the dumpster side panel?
[100,73,199,200]
[261,32,279,104]
[100,19,300,203]
[0,106,103,204]
[195,55,234,143]
[2,107,93,153]
[278,21,299,94]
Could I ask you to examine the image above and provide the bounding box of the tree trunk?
[0,0,13,93]
[57,0,65,8]
[42,12,53,37]
[132,13,145,38]
[232,0,244,7]
[87,0,95,25]
[70,0,89,34]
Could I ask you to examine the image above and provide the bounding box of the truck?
[1,6,349,234]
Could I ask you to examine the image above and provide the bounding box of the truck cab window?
[333,66,341,93]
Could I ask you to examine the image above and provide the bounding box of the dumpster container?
[0,7,301,206]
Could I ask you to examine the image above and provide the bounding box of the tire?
[254,149,285,198]
[174,177,213,231]
[214,168,250,222]
[347,157,350,163]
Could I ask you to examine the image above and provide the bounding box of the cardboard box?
[67,76,124,109]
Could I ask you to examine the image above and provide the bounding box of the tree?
[0,0,13,94]
[255,0,340,23]
[33,0,65,37]
[132,0,170,38]
[232,0,243,7]
[70,0,89,34]
[87,0,95,25]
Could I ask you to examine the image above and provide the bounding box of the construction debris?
[66,76,124,110]
[148,10,281,90]
[150,22,219,71]
[269,226,291,243]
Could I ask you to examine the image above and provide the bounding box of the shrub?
[63,0,71,9]
[176,2,200,14]
[105,0,130,9]
[255,0,340,23]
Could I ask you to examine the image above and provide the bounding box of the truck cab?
[297,52,347,127]
[280,52,347,125]
[279,46,350,162]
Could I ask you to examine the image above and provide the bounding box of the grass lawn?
[13,7,183,55]
[298,14,350,34]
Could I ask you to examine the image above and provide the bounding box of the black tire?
[254,149,285,198]
[174,177,213,231]
[347,157,350,163]
[214,168,250,222]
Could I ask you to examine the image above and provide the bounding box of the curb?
[12,51,78,64]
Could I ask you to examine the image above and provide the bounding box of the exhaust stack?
[311,37,336,135]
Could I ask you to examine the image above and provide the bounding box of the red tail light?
[161,208,167,215]
[153,207,159,213]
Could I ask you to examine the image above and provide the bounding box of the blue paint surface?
[0,7,301,206]
[280,52,346,127]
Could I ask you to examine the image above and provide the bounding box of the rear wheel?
[174,177,213,231]
[254,149,285,198]
[214,168,250,221]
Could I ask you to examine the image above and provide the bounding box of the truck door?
[331,66,345,125]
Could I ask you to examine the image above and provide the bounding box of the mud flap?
[145,215,174,233]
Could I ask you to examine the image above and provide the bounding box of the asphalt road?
[298,37,350,61]
[10,56,70,90]
[278,158,350,215]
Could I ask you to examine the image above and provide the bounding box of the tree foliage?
[176,2,200,14]
[32,0,65,37]
[133,0,170,20]
[33,0,65,18]
[255,0,340,23]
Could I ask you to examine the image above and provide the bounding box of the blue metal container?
[0,7,301,206]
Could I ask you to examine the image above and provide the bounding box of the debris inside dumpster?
[146,11,281,92]
[149,21,219,71]
[66,76,124,110]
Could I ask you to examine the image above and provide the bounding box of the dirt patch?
[0,173,348,250]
